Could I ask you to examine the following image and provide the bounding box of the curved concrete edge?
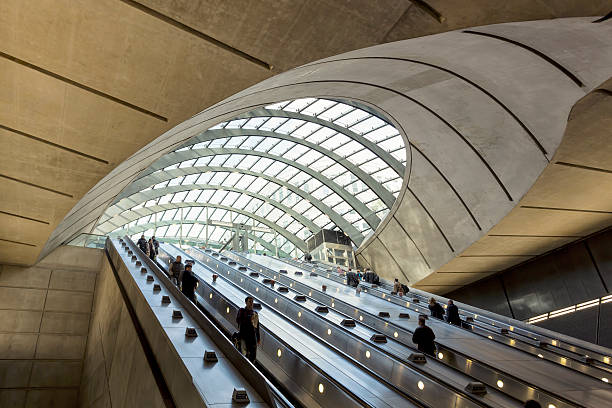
[40,19,612,295]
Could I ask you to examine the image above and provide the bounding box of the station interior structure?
[1,2,612,407]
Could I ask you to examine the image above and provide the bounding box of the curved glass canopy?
[94,98,407,256]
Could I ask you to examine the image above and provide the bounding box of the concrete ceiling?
[1,0,611,266]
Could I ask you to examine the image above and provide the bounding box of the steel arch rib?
[230,107,406,175]
[109,166,364,244]
[178,127,398,208]
[101,203,308,251]
[140,147,381,229]
[107,183,320,232]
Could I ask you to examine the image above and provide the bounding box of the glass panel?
[209,154,229,167]
[282,98,316,112]
[158,194,173,205]
[209,138,229,148]
[225,118,248,129]
[275,119,305,134]
[240,136,264,150]
[259,117,287,131]
[248,177,267,193]
[350,116,385,134]
[209,190,227,205]
[295,150,322,166]
[318,104,353,122]
[236,155,259,170]
[182,174,199,185]
[263,162,285,177]
[185,207,202,220]
[223,137,248,149]
[234,174,256,189]
[306,127,336,144]
[371,168,399,183]
[320,134,350,151]
[179,159,196,169]
[335,109,369,127]
[221,191,240,206]
[210,172,228,185]
[268,140,295,156]
[283,144,309,161]
[162,209,178,221]
[301,99,336,117]
[196,190,214,203]
[254,138,280,152]
[221,172,242,187]
[189,224,204,237]
[168,177,184,187]
[195,156,213,167]
[335,140,364,157]
[185,190,201,202]
[171,191,188,203]
[242,117,268,129]
[196,173,213,185]
[364,125,398,142]
[291,122,320,138]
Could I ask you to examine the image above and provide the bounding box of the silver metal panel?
[237,252,612,408]
[106,238,275,408]
[160,244,420,408]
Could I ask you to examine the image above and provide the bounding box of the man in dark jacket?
[236,296,261,362]
[346,271,359,287]
[169,255,184,286]
[412,316,436,356]
[137,235,148,253]
[152,236,159,255]
[446,299,461,326]
[181,264,198,302]
[428,297,445,320]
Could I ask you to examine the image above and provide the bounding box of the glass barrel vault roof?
[94,97,407,256]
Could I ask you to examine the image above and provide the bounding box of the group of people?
[411,297,463,357]
[392,278,409,295]
[137,235,159,261]
[168,255,199,303]
[428,297,462,326]
[343,267,381,287]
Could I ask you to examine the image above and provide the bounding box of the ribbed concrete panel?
[363,238,404,282]
[391,190,452,280]
[376,217,428,284]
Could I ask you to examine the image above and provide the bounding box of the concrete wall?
[0,246,101,408]
[79,252,166,408]
[448,227,612,346]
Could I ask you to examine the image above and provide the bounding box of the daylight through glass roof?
[94,98,407,256]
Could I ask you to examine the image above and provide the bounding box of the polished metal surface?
[290,257,612,374]
[106,238,277,408]
[183,246,513,408]
[234,252,612,408]
[159,244,422,408]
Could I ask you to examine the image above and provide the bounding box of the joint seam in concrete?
[0,124,109,164]
[0,173,73,198]
[0,50,168,122]
[119,0,273,70]
[0,210,49,225]
[462,30,584,88]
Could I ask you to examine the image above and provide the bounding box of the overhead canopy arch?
[104,166,364,243]
[96,97,407,253]
[110,204,309,252]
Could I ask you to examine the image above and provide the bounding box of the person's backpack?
[401,284,409,293]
